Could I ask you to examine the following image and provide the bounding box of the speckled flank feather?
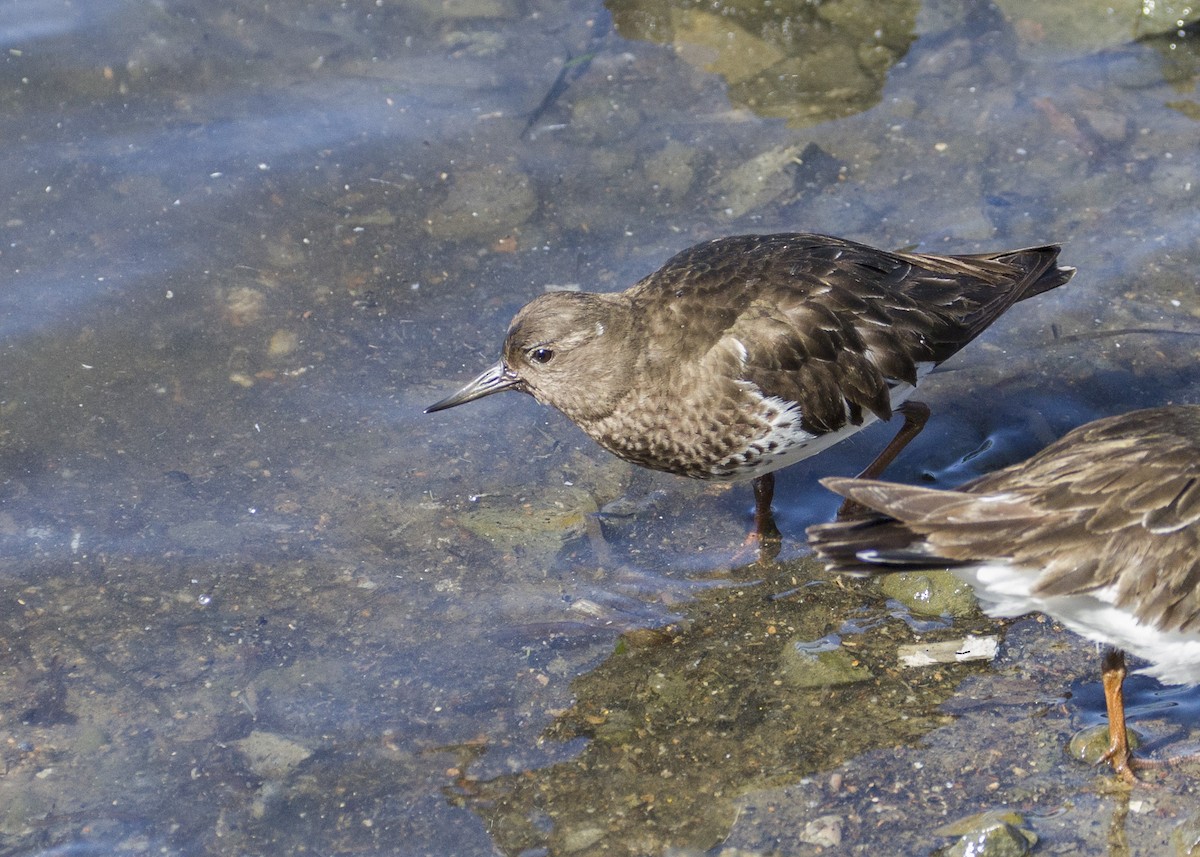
[704,369,931,480]
[807,405,1200,684]
[473,233,1072,482]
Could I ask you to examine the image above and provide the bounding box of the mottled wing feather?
[721,303,893,432]
[1002,411,1200,634]
[803,510,952,573]
[807,478,1044,576]
[632,234,1068,436]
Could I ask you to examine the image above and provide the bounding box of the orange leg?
[1100,647,1137,783]
[837,400,931,519]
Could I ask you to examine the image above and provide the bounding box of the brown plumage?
[807,405,1200,780]
[427,233,1073,534]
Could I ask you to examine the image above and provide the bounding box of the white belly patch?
[709,363,932,480]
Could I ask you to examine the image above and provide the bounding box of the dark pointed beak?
[425,362,522,413]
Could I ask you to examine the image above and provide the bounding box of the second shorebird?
[427,233,1073,537]
[807,405,1200,781]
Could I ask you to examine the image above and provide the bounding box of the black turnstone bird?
[807,405,1200,781]
[426,233,1073,537]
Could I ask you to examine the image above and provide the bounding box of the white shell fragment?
[897,635,1000,668]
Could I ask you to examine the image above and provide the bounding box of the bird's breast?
[582,383,866,481]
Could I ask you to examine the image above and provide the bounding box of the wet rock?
[800,814,844,848]
[779,635,872,688]
[609,0,915,126]
[268,329,300,358]
[569,94,642,144]
[592,707,639,744]
[342,208,397,227]
[222,286,267,327]
[559,824,605,852]
[880,570,979,618]
[1172,812,1200,857]
[994,0,1142,54]
[912,35,975,78]
[75,724,111,754]
[560,450,632,508]
[423,166,537,242]
[0,789,50,837]
[456,486,595,564]
[731,44,873,121]
[644,140,699,201]
[233,730,314,779]
[793,184,878,234]
[668,8,785,84]
[816,0,902,41]
[1067,722,1140,766]
[1167,99,1200,121]
[937,810,1036,857]
[647,670,690,700]
[586,147,639,183]
[946,821,1032,857]
[17,656,74,726]
[1079,108,1129,144]
[710,144,804,219]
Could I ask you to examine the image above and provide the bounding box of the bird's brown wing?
[633,233,1069,435]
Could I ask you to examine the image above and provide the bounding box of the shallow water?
[1,1,1199,855]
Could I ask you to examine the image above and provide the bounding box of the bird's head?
[426,290,635,424]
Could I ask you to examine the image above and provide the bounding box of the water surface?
[2,1,1199,855]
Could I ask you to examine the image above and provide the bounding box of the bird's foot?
[1099,739,1138,785]
[733,524,781,564]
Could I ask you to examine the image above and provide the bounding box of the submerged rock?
[881,570,979,618]
[607,0,918,126]
[1067,722,1140,767]
[233,730,314,779]
[1172,812,1200,857]
[937,810,1037,857]
[780,635,873,688]
[423,166,537,242]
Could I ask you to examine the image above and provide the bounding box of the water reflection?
[466,559,1000,856]
[0,0,1198,854]
[606,0,919,125]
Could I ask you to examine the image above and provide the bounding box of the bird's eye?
[529,347,555,365]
